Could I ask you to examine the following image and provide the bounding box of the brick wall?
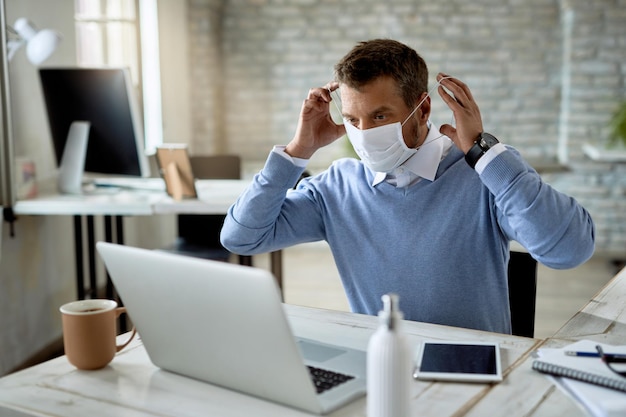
[187,0,225,154]
[187,0,626,257]
[545,0,626,256]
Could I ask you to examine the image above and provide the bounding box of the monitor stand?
[58,121,90,194]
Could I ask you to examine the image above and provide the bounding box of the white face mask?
[337,77,450,173]
[344,120,415,173]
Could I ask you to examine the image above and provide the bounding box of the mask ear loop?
[401,76,453,126]
[410,76,457,150]
[328,88,343,120]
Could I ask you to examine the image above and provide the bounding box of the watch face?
[479,133,499,149]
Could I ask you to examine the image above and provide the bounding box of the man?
[220,39,595,334]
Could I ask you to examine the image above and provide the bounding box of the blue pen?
[565,350,601,357]
[565,350,626,361]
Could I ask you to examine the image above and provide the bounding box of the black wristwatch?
[465,132,499,169]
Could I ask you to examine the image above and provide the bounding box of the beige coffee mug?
[60,299,136,370]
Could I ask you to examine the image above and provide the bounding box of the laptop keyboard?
[307,366,355,394]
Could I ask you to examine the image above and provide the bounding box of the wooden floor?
[254,242,619,339]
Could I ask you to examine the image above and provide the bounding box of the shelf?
[582,144,626,163]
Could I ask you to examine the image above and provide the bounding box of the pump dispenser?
[367,293,411,417]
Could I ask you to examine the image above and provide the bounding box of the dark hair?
[334,39,429,108]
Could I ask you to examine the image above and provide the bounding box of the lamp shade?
[12,18,62,65]
[26,29,62,65]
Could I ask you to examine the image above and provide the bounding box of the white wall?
[8,0,75,178]
[0,0,180,375]
[0,0,78,376]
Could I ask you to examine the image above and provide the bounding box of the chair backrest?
[507,251,538,338]
[189,155,241,180]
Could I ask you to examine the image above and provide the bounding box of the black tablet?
[413,341,503,382]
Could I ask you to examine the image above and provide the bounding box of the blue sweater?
[221,147,595,333]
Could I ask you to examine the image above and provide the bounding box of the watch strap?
[465,133,499,169]
[465,142,486,169]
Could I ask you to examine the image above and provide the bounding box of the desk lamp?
[7,17,62,65]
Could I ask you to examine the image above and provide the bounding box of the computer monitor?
[39,68,150,192]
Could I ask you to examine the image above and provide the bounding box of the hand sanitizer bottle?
[367,293,411,417]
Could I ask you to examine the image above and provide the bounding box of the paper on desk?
[536,340,626,417]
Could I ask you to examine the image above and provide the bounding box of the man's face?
[339,76,430,148]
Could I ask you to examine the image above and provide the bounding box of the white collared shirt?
[372,122,453,188]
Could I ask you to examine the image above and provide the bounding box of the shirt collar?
[372,122,451,186]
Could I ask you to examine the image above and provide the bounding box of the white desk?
[490,266,626,417]
[552,265,626,345]
[12,190,161,215]
[7,265,626,416]
[13,179,248,216]
[12,179,283,301]
[154,179,248,214]
[0,304,543,417]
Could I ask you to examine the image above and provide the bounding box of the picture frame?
[155,144,197,200]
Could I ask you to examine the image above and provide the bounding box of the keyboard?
[90,177,166,191]
[307,366,355,394]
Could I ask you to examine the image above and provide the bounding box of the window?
[74,0,140,82]
[74,0,162,152]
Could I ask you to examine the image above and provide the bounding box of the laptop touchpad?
[298,339,346,362]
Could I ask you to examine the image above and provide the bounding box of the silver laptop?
[96,242,367,414]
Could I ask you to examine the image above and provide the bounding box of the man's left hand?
[436,73,484,154]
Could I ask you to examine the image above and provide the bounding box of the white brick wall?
[187,0,626,257]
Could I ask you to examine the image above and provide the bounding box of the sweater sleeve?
[220,151,324,255]
[479,147,595,269]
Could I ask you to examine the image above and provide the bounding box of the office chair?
[507,251,538,338]
[160,154,252,266]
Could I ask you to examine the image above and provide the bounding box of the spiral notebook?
[533,358,626,392]
[533,340,626,417]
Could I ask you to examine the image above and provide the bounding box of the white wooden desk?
[154,179,248,214]
[12,179,281,301]
[15,182,161,301]
[8,264,626,417]
[13,179,248,217]
[10,269,626,416]
[552,265,626,345]
[0,304,544,417]
[494,265,626,417]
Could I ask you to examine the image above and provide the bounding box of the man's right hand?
[285,83,346,159]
